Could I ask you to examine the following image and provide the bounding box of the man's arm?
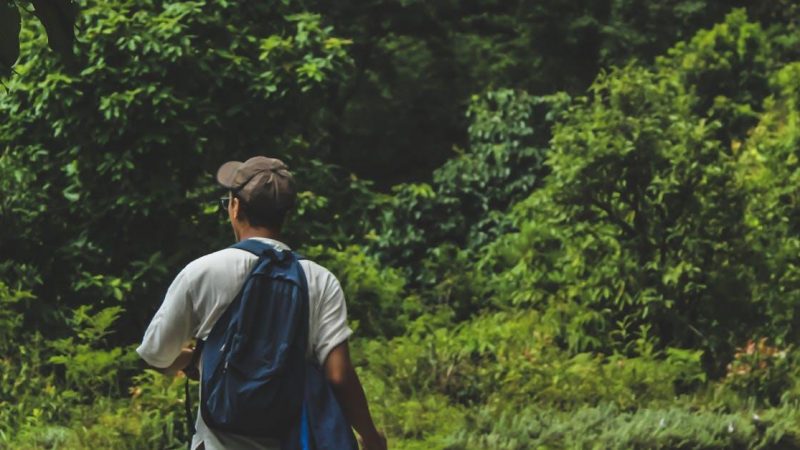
[137,268,197,371]
[324,341,387,450]
[150,347,194,376]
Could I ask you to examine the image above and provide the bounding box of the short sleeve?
[136,268,197,368]
[312,269,353,366]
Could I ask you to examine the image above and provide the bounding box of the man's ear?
[231,196,240,221]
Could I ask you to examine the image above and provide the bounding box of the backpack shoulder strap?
[230,239,275,256]
[232,240,306,267]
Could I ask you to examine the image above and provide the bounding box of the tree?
[0,0,78,77]
[737,61,800,346]
[485,64,754,372]
[0,0,354,346]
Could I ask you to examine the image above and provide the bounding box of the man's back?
[137,237,353,450]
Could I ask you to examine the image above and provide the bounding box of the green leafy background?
[3,1,800,448]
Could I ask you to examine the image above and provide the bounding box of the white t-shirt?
[136,237,353,450]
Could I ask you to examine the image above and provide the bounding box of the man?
[137,156,387,450]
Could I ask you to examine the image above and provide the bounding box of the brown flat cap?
[216,156,296,212]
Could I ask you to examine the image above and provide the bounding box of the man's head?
[216,156,296,239]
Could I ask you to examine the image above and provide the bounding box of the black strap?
[185,377,194,450]
[184,340,204,449]
[184,340,204,379]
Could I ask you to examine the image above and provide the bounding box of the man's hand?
[324,342,387,450]
[154,347,194,376]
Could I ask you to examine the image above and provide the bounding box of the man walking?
[137,156,387,450]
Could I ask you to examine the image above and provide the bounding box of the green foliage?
[659,9,771,105]
[0,281,187,449]
[454,403,800,450]
[360,311,706,409]
[413,244,490,321]
[484,62,755,368]
[374,90,568,273]
[302,245,416,338]
[5,4,800,450]
[0,283,57,437]
[718,339,797,406]
[286,161,378,247]
[658,9,773,140]
[48,305,137,397]
[0,0,359,347]
[322,0,778,183]
[0,280,29,345]
[737,61,800,346]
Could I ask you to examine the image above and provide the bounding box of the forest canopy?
[2,0,800,448]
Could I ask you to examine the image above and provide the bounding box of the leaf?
[62,185,80,202]
[31,0,78,59]
[0,1,21,77]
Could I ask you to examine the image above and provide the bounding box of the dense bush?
[302,245,417,338]
[3,3,800,450]
[483,63,754,366]
[372,90,568,273]
[738,61,800,347]
[0,280,183,449]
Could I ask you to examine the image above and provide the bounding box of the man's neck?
[237,227,281,242]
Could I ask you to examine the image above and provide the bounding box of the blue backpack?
[188,239,357,450]
[200,240,308,436]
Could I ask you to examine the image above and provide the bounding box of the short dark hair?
[235,194,290,230]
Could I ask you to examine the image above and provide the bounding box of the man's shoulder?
[182,247,256,277]
[179,248,342,292]
[298,258,335,279]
